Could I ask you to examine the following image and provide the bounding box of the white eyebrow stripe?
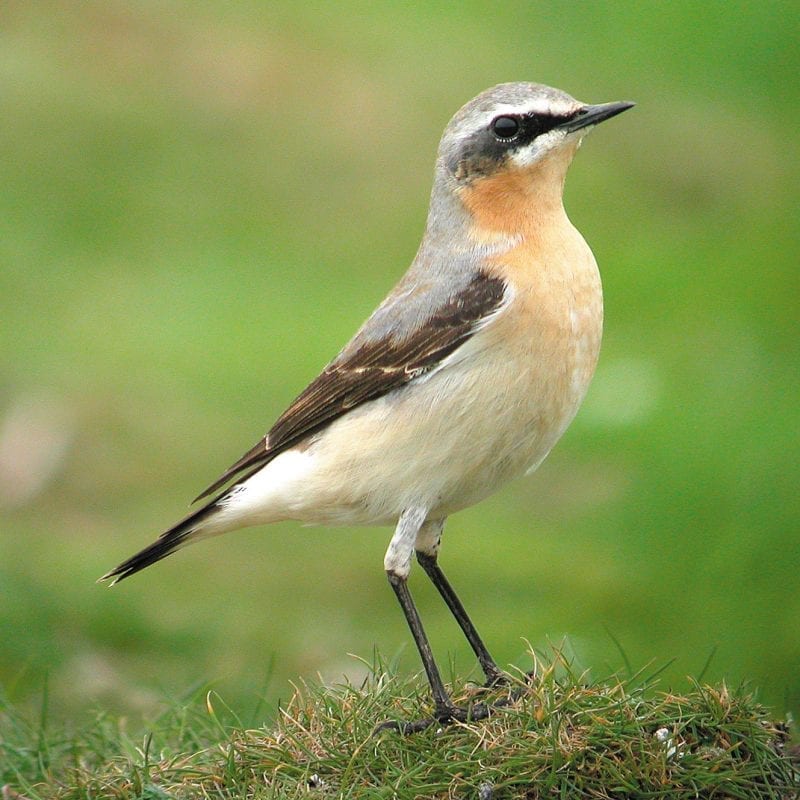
[481,97,580,122]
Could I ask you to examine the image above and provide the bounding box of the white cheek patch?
[510,128,570,168]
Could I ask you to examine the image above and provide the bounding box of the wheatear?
[102,82,633,731]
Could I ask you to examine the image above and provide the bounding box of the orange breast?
[456,144,604,445]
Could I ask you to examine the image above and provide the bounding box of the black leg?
[416,551,505,686]
[386,571,454,717]
[378,571,491,734]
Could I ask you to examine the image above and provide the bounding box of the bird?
[101,82,634,732]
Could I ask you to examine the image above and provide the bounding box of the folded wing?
[194,271,508,502]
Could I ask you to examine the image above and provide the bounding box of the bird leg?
[377,572,491,734]
[415,550,506,687]
[376,508,490,734]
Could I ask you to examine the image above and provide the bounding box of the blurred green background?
[1,1,798,725]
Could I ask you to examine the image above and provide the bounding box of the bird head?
[439,82,634,183]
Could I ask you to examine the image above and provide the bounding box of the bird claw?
[373,701,492,736]
[374,670,537,735]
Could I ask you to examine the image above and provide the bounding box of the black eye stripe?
[490,112,571,144]
[523,111,572,137]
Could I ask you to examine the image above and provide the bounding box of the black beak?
[558,100,635,134]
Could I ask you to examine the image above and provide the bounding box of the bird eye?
[491,116,519,139]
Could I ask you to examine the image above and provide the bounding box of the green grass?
[2,652,797,799]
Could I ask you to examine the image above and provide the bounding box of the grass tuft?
[2,651,798,799]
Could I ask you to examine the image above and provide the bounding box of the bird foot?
[373,701,492,736]
[373,672,535,735]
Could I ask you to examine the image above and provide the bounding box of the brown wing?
[193,272,507,502]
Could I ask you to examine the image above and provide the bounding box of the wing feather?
[193,271,507,502]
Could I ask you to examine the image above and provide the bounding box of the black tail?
[100,500,220,585]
